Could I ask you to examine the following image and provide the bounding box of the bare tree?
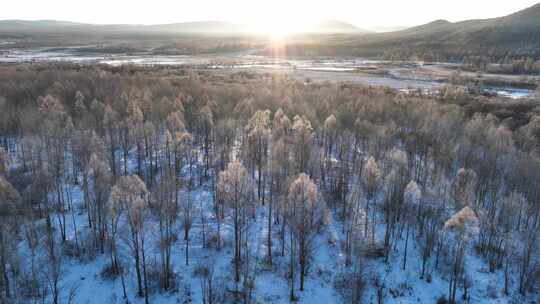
[518,224,539,295]
[0,148,7,176]
[151,172,177,291]
[0,176,21,299]
[195,257,217,304]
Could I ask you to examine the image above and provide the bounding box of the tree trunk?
[402,224,410,270]
[0,229,10,298]
[132,230,143,297]
[267,177,273,265]
[290,231,296,301]
[141,233,149,304]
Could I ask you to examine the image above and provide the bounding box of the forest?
[0,63,539,303]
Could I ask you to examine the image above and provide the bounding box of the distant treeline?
[461,56,540,75]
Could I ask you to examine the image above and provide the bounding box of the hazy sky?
[2,0,539,29]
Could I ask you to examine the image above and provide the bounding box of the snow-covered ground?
[49,187,534,303]
[5,143,538,304]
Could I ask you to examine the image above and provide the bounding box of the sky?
[1,0,539,30]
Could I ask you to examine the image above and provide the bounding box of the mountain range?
[269,3,540,60]
[366,2,540,58]
[1,2,539,59]
[0,19,367,35]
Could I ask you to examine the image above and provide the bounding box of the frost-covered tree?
[402,180,421,270]
[323,114,337,158]
[141,120,158,183]
[381,149,409,260]
[362,156,381,243]
[110,174,149,301]
[120,93,144,175]
[245,110,271,202]
[87,151,111,254]
[151,172,177,291]
[415,187,444,280]
[217,160,253,283]
[272,108,291,139]
[452,168,477,208]
[291,115,313,174]
[287,173,324,296]
[103,104,120,179]
[37,94,74,243]
[270,137,291,260]
[127,193,151,304]
[345,184,367,266]
[363,156,382,199]
[128,98,146,178]
[444,206,479,304]
[198,103,214,179]
[173,131,192,206]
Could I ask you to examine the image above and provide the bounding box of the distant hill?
[366,25,410,33]
[0,20,89,33]
[0,19,367,36]
[142,21,244,34]
[346,3,540,60]
[306,20,369,33]
[274,3,540,60]
[0,20,244,36]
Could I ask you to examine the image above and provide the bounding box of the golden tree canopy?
[444,206,479,238]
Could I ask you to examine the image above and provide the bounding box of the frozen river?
[0,48,536,99]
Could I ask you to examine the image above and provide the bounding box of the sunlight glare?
[246,10,315,37]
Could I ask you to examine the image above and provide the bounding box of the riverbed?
[0,48,537,99]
